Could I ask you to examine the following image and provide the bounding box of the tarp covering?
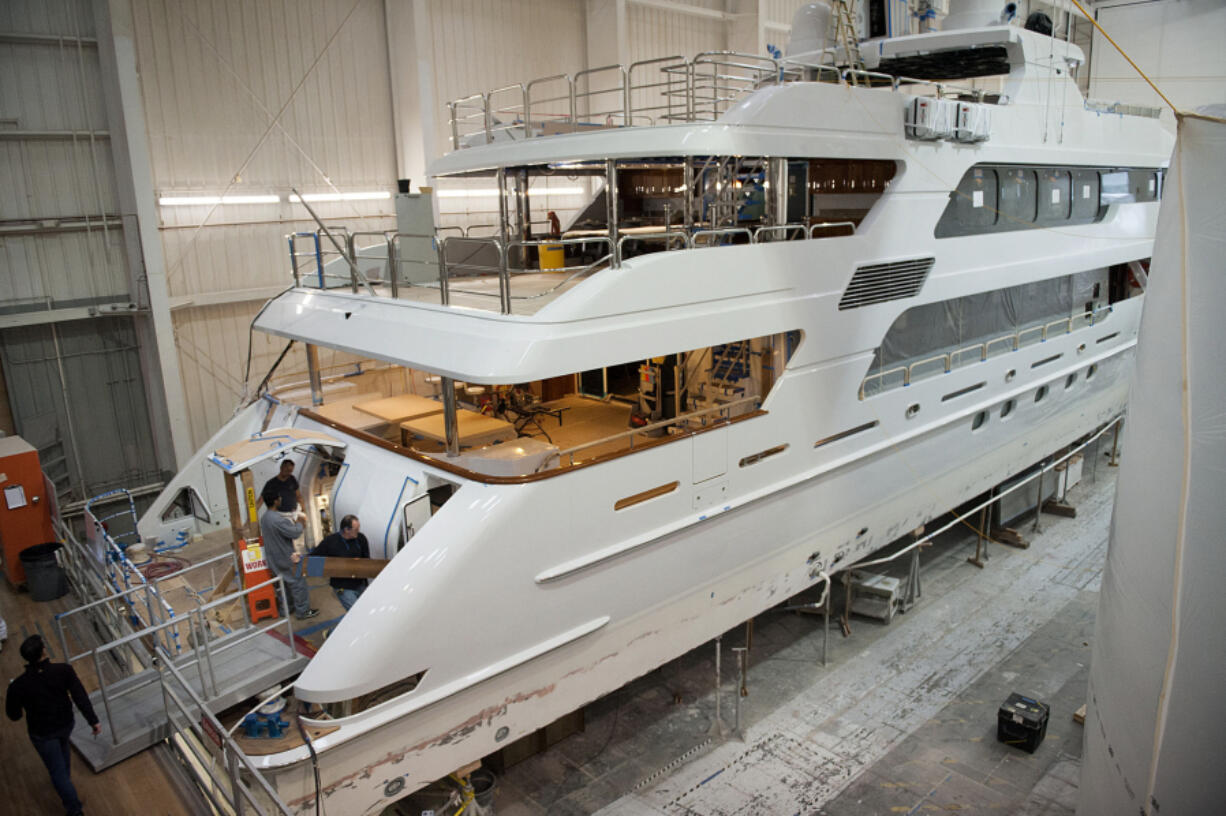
[874,268,1106,367]
[1078,109,1226,815]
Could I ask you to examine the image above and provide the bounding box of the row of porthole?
[907,362,1100,425]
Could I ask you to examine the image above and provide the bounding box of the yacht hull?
[259,343,1133,816]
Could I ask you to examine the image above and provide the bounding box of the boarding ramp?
[51,510,310,772]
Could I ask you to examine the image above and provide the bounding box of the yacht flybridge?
[134,8,1169,814]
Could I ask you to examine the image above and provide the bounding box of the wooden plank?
[208,564,237,601]
[300,556,388,580]
[1042,498,1077,518]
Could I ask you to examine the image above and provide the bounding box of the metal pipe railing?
[157,649,294,816]
[847,416,1123,575]
[859,306,1115,398]
[446,46,1020,149]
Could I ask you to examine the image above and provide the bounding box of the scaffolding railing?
[158,646,294,816]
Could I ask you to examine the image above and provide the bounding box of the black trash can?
[20,542,68,602]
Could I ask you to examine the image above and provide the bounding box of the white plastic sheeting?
[1078,109,1226,815]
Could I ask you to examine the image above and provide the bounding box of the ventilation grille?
[838,257,934,310]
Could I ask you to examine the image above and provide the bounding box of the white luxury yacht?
[132,4,1171,813]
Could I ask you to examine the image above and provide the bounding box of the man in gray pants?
[259,488,318,620]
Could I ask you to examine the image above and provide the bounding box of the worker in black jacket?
[5,634,100,816]
[309,514,370,611]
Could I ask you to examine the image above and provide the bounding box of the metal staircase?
[50,501,306,814]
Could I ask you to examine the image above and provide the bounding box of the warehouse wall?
[0,0,174,501]
[124,0,399,447]
[0,0,131,313]
[1090,0,1226,130]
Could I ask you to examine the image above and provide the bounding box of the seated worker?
[309,514,370,611]
[258,487,318,620]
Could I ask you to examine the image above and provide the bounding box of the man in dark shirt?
[6,635,100,816]
[262,459,302,514]
[309,514,370,611]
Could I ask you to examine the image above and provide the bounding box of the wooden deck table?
[401,410,517,449]
[353,393,444,423]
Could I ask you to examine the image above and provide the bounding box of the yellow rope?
[1067,0,1179,113]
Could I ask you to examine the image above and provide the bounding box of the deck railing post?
[437,238,450,306]
[345,232,358,293]
[388,233,399,299]
[606,159,619,263]
[442,377,460,457]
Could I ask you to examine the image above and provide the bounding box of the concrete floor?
[464,443,1119,816]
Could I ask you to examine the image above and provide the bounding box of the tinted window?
[1037,169,1071,223]
[935,167,997,236]
[1071,169,1100,220]
[1130,170,1158,202]
[998,168,1036,224]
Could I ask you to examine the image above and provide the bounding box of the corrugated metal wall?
[627,0,727,65]
[0,0,164,501]
[0,0,130,313]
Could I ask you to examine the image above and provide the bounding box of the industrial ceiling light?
[288,191,392,203]
[158,194,281,206]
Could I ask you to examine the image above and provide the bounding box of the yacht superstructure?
[135,14,1170,815]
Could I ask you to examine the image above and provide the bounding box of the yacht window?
[160,486,211,524]
[941,167,998,234]
[936,164,1158,237]
[1037,170,1071,223]
[998,168,1037,225]
[1130,170,1159,202]
[1071,170,1100,220]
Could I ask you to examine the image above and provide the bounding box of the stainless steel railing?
[157,645,294,816]
[448,49,994,149]
[285,216,862,314]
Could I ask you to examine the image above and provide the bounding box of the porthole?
[906,403,920,419]
[1001,399,1015,418]
[857,527,868,538]
[1087,363,1098,379]
[1065,373,1077,389]
[1034,385,1048,403]
[972,410,987,430]
[1077,343,1087,354]
[1005,369,1016,382]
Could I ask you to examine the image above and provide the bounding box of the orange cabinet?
[0,436,57,586]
